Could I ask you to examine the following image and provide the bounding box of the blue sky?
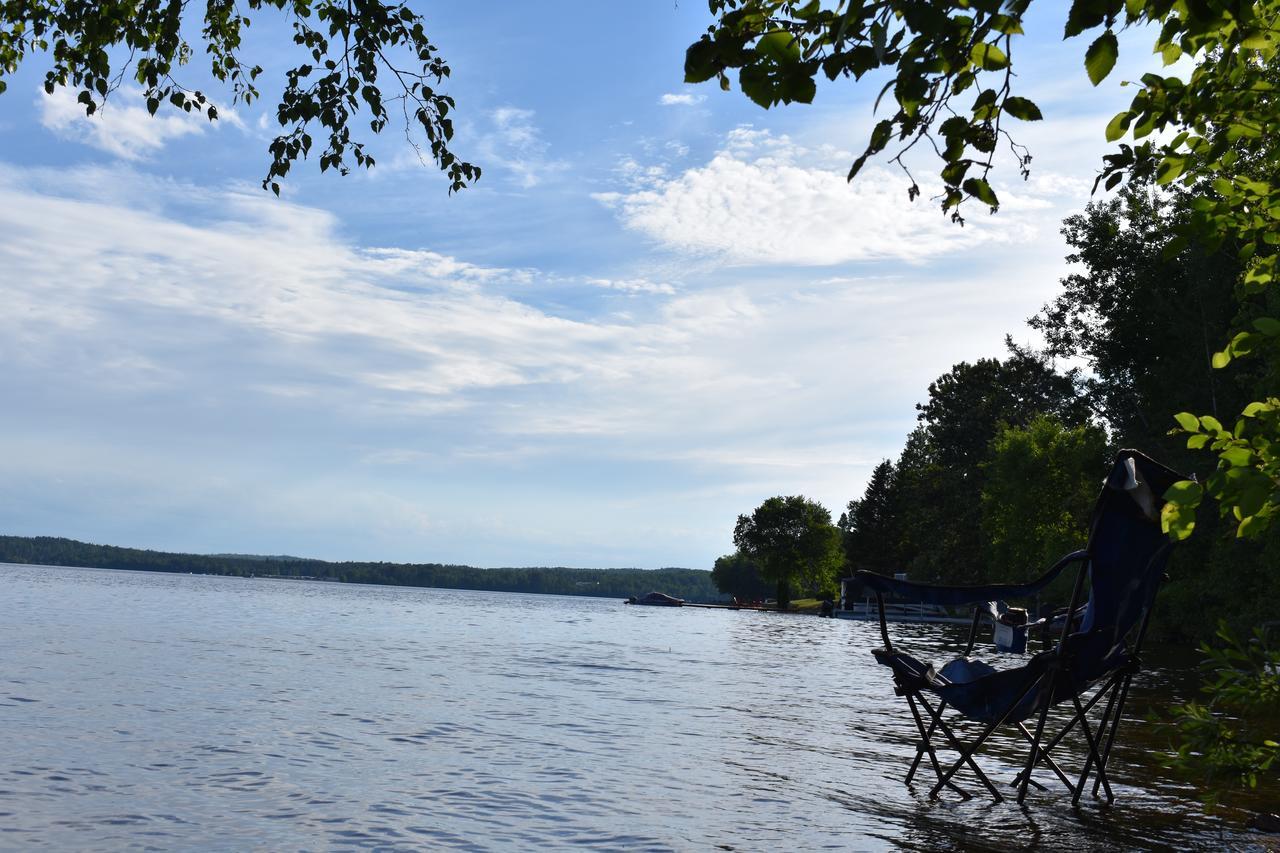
[0,3,1160,568]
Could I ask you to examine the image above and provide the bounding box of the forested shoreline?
[715,186,1280,645]
[0,535,724,603]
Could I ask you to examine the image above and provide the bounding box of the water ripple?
[0,563,1271,851]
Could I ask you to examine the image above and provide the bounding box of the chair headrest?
[1120,455,1158,521]
[1101,450,1187,524]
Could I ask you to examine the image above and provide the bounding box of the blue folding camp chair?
[856,450,1186,804]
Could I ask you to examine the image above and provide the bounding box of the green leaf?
[1253,317,1280,336]
[847,153,869,181]
[962,177,998,208]
[1220,447,1253,467]
[1156,155,1186,185]
[780,72,817,104]
[1243,401,1272,417]
[1164,479,1203,506]
[739,66,775,108]
[1105,111,1129,142]
[1161,500,1197,540]
[1003,96,1042,121]
[1241,32,1274,51]
[1229,331,1261,357]
[941,160,971,186]
[1200,415,1224,434]
[757,30,801,64]
[1237,514,1268,538]
[989,14,1024,36]
[1173,412,1201,432]
[1085,31,1119,86]
[684,38,720,84]
[868,119,892,153]
[970,42,1009,71]
[1212,349,1232,369]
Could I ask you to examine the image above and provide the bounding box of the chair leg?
[1009,670,1121,789]
[1070,693,1114,805]
[1013,721,1075,794]
[904,694,940,784]
[1017,690,1054,805]
[917,694,1005,802]
[1079,672,1124,803]
[904,694,968,797]
[1091,672,1134,801]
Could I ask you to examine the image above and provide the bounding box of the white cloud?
[594,127,1079,266]
[37,86,241,160]
[0,160,1080,566]
[0,161,1027,442]
[659,93,705,106]
[358,247,533,286]
[478,106,568,189]
[585,277,677,296]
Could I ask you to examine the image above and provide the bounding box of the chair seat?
[873,647,1058,725]
[938,656,998,683]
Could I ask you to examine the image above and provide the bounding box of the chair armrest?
[855,550,1089,608]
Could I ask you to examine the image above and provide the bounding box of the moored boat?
[625,591,684,606]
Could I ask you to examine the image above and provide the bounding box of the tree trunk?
[775,577,791,611]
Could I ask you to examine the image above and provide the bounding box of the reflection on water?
[0,564,1268,850]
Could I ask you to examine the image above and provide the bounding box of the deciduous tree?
[685,0,1280,547]
[733,494,843,609]
[710,551,773,600]
[892,343,1085,584]
[981,414,1109,585]
[0,0,480,193]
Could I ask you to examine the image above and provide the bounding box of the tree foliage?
[687,0,1280,556]
[916,339,1088,470]
[1167,623,1280,793]
[887,343,1086,585]
[1032,187,1252,455]
[0,535,724,601]
[1029,185,1280,643]
[838,459,901,572]
[981,414,1109,584]
[733,494,843,608]
[0,0,480,194]
[710,550,773,599]
[830,178,1280,793]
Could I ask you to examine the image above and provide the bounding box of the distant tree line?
[0,536,725,603]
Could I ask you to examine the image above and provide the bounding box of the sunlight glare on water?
[0,564,1261,850]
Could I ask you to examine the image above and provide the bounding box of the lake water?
[0,563,1268,851]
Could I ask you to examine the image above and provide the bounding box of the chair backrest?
[1071,451,1185,676]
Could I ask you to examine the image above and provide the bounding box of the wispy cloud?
[0,158,1077,566]
[659,93,705,106]
[585,277,676,296]
[478,106,569,189]
[37,86,242,160]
